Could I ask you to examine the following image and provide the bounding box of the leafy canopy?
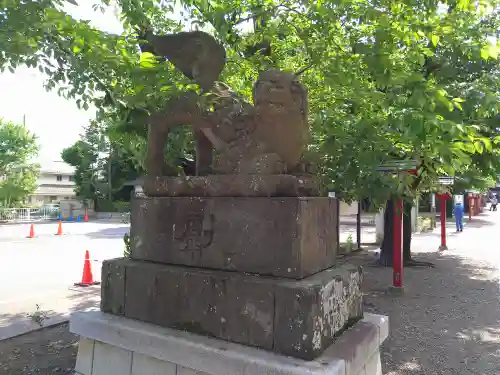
[0,118,40,206]
[2,0,500,201]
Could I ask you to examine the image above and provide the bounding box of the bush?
[123,233,131,258]
[114,201,131,212]
[96,199,130,212]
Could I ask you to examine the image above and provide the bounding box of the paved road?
[339,224,376,244]
[338,210,482,247]
[0,221,127,306]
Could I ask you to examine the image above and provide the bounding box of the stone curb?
[0,315,71,342]
[0,287,100,341]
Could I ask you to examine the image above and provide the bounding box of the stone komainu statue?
[143,30,311,178]
[206,70,309,175]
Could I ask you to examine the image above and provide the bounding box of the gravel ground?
[0,323,78,375]
[1,211,499,375]
[343,210,500,375]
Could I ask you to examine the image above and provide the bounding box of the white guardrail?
[0,207,60,223]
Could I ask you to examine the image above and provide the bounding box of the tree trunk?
[402,200,413,262]
[379,200,395,266]
[379,199,414,266]
[379,199,434,267]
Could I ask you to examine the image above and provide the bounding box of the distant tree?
[61,121,103,202]
[62,119,145,204]
[0,119,39,206]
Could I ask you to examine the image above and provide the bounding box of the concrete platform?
[70,311,388,375]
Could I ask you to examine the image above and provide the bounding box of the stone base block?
[101,258,362,360]
[130,196,338,279]
[70,311,388,375]
[143,174,319,197]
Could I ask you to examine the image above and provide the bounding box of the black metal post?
[336,199,340,251]
[356,200,361,249]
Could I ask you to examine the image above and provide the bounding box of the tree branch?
[45,33,127,112]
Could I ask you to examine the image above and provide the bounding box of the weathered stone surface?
[143,174,319,197]
[145,62,313,177]
[130,196,338,279]
[146,31,226,92]
[71,312,389,375]
[203,70,309,175]
[100,259,126,315]
[253,69,309,169]
[100,258,363,360]
[273,266,364,359]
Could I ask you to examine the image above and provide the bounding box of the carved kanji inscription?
[173,212,214,251]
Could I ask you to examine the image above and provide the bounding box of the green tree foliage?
[0,119,40,206]
[61,120,144,202]
[61,122,103,201]
[2,0,500,197]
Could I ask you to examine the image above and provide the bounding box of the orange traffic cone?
[27,223,35,238]
[74,250,100,287]
[55,221,63,236]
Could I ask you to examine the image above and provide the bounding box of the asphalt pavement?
[0,221,127,339]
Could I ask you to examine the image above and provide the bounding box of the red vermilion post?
[378,164,417,295]
[468,194,472,221]
[392,199,404,288]
[437,194,448,250]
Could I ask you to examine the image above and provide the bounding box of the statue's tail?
[146,31,226,92]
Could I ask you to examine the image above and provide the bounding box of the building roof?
[39,160,75,174]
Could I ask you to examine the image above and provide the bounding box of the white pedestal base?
[70,311,388,375]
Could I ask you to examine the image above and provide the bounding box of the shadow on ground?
[84,226,129,239]
[0,287,99,341]
[342,251,500,375]
[412,230,469,240]
[463,217,497,229]
[411,220,491,241]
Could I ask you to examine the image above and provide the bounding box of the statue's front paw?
[291,160,317,175]
[239,153,286,175]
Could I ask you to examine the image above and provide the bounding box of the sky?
[0,1,123,164]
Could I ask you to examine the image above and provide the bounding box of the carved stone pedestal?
[143,174,320,198]
[130,196,338,278]
[101,259,362,360]
[98,193,376,362]
[71,311,388,375]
